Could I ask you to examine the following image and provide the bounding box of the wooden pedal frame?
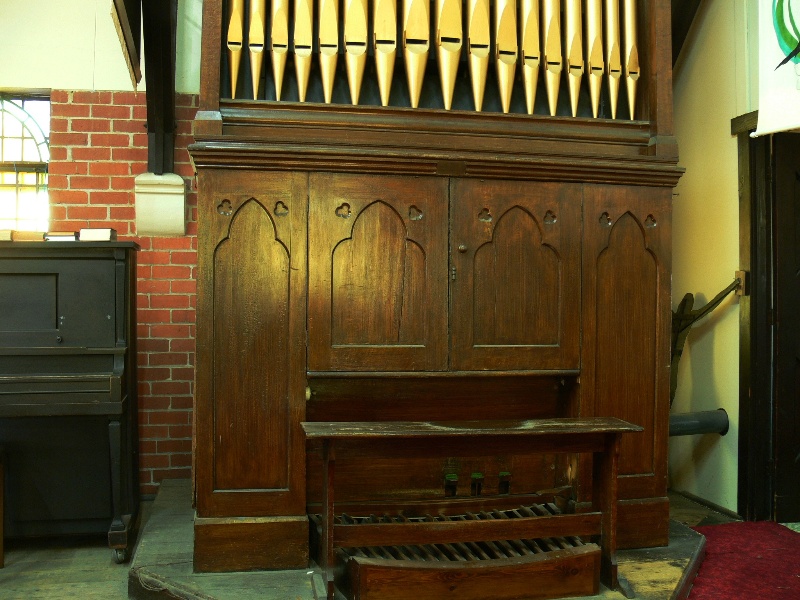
[303,417,641,600]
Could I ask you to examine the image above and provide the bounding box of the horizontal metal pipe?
[669,409,729,437]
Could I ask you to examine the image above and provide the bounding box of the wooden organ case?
[191,0,680,596]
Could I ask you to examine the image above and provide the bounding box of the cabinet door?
[580,184,672,548]
[308,173,449,371]
[195,170,307,518]
[450,179,581,370]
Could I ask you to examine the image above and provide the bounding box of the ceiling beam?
[672,0,704,65]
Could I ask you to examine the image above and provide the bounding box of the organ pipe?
[623,0,640,118]
[519,0,540,115]
[467,0,491,111]
[248,0,267,99]
[403,0,430,108]
[226,0,245,98]
[435,0,463,110]
[374,0,398,105]
[542,0,562,116]
[344,0,369,104]
[270,0,290,100]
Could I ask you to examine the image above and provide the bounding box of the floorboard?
[0,481,737,599]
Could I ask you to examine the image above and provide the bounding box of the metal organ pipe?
[344,0,369,104]
[248,0,267,99]
[226,0,245,98]
[222,0,641,119]
[467,0,491,111]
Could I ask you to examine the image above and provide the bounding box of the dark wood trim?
[735,116,775,521]
[731,111,759,136]
[647,0,678,157]
[193,0,223,137]
[112,0,143,84]
[142,0,178,174]
[189,138,683,186]
[307,370,581,378]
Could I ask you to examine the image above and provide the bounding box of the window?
[0,95,50,231]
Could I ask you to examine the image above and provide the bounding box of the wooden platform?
[129,480,705,600]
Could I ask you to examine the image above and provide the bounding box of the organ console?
[192,0,681,598]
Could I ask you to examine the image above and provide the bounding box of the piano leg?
[108,416,130,563]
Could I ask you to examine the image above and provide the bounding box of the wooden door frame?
[732,111,775,521]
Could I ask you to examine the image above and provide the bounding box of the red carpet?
[690,521,800,599]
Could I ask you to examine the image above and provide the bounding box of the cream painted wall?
[0,0,202,93]
[670,0,757,511]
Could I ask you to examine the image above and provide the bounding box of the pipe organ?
[221,0,642,117]
[193,0,681,596]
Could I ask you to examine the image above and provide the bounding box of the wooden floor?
[0,532,135,599]
[0,481,737,600]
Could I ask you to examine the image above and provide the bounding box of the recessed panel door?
[580,184,672,548]
[450,179,581,371]
[195,169,307,518]
[309,173,449,371]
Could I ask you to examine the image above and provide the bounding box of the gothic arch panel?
[213,199,291,491]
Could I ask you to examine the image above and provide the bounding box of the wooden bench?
[302,417,641,600]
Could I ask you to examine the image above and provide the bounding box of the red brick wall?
[49,90,198,496]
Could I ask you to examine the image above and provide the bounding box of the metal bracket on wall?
[735,270,750,296]
[670,276,743,406]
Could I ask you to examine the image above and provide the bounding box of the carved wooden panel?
[595,212,658,476]
[581,184,671,547]
[195,170,307,517]
[212,199,290,491]
[450,179,581,370]
[308,173,449,371]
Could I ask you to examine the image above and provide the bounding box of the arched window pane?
[0,95,50,232]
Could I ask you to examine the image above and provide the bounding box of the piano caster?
[113,547,129,564]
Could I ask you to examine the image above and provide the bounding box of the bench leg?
[322,440,336,600]
[594,433,634,598]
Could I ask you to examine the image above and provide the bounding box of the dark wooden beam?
[672,0,704,65]
[734,112,776,521]
[112,0,142,84]
[142,0,178,174]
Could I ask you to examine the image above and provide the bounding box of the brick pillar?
[49,90,198,496]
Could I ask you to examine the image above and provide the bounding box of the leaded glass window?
[0,95,50,231]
